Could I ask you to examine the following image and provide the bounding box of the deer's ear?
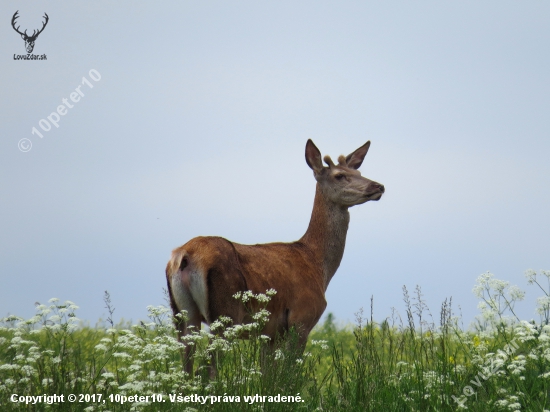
[305,139,323,173]
[345,141,371,170]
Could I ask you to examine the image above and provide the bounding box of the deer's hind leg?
[167,257,205,376]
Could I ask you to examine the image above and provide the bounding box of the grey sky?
[1,1,549,326]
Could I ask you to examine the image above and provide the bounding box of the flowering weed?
[2,272,550,411]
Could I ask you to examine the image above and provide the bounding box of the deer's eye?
[334,174,345,180]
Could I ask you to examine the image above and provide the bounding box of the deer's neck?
[300,184,350,290]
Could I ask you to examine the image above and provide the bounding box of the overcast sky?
[1,1,549,328]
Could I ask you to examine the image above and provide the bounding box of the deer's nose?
[372,183,385,193]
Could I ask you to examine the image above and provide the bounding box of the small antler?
[11,11,26,37]
[323,155,335,168]
[337,155,347,166]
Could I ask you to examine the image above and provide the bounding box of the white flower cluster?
[473,272,525,327]
[0,300,84,399]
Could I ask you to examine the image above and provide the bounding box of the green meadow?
[1,270,550,411]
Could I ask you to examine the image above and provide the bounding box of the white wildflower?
[536,296,550,315]
[241,291,254,303]
[311,340,329,350]
[525,269,537,284]
[255,293,270,303]
[509,285,525,301]
[0,364,19,371]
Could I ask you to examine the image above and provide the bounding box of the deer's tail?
[166,247,208,324]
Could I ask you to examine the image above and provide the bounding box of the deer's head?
[305,139,385,207]
[12,11,49,54]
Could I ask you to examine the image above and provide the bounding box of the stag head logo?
[11,11,49,53]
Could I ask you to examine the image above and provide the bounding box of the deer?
[11,11,49,54]
[165,139,385,373]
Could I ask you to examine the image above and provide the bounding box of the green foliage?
[1,271,550,411]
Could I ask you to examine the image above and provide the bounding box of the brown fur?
[165,139,385,373]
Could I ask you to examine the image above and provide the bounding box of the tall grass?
[1,270,550,411]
